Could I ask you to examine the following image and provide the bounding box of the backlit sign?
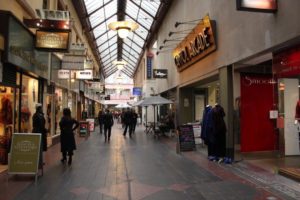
[237,0,277,13]
[35,30,70,51]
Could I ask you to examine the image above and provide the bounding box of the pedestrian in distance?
[132,110,138,134]
[98,110,104,134]
[32,103,48,166]
[59,108,79,165]
[123,108,133,137]
[103,109,114,142]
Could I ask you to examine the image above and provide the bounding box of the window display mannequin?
[295,100,300,123]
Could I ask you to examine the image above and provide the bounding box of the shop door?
[240,74,277,152]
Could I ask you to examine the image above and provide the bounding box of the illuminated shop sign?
[76,70,93,80]
[173,15,216,71]
[237,0,277,13]
[35,30,70,51]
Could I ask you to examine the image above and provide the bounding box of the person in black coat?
[103,109,114,142]
[123,108,133,137]
[32,103,47,152]
[132,110,138,133]
[98,110,104,134]
[32,103,47,167]
[59,108,79,165]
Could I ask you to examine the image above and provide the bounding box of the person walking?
[103,109,114,142]
[59,108,79,165]
[32,103,47,166]
[123,108,133,137]
[132,110,138,133]
[98,110,104,134]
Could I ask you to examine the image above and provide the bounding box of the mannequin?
[295,100,300,123]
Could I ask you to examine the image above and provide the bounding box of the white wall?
[155,0,300,90]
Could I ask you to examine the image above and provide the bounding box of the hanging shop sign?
[173,15,216,71]
[133,87,142,96]
[89,82,104,92]
[236,0,277,13]
[153,69,168,79]
[62,55,85,70]
[76,70,93,80]
[35,30,70,51]
[58,69,70,79]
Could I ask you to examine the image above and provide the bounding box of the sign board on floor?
[8,133,41,174]
[86,118,95,132]
[178,125,196,151]
[79,121,89,137]
[192,124,202,145]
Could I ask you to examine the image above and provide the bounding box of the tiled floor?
[1,123,300,200]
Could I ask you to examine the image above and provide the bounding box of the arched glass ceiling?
[83,0,162,78]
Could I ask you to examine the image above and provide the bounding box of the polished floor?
[1,123,300,200]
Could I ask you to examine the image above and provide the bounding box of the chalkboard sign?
[178,125,196,151]
[8,133,41,174]
[79,121,89,137]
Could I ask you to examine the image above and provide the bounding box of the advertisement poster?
[79,121,89,137]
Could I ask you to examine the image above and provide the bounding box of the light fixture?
[108,21,139,39]
[113,60,127,70]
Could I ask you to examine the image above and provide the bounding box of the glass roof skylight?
[83,0,162,78]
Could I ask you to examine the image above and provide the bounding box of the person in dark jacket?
[103,109,114,142]
[98,110,104,134]
[123,108,133,137]
[32,103,47,167]
[59,108,79,165]
[32,103,48,152]
[132,110,138,133]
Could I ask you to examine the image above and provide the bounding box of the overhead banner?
[62,55,85,70]
[173,15,216,72]
[153,69,168,79]
[237,0,277,13]
[58,69,70,79]
[76,70,93,80]
[35,30,70,51]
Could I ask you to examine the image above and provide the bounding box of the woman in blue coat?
[59,108,79,165]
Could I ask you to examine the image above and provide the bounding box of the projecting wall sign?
[172,15,216,72]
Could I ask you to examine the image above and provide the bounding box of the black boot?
[61,153,67,163]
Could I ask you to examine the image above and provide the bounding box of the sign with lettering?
[76,70,93,80]
[58,69,70,79]
[133,87,142,96]
[62,55,85,70]
[178,125,196,151]
[173,15,216,71]
[8,133,41,174]
[146,56,152,79]
[237,0,277,13]
[273,44,300,78]
[153,69,168,79]
[35,30,70,51]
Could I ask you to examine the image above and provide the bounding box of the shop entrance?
[240,74,278,152]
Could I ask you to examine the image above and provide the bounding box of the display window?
[55,88,67,134]
[0,86,15,164]
[20,75,39,133]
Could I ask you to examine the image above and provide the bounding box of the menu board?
[178,125,196,151]
[8,133,41,174]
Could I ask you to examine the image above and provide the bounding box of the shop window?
[0,86,14,164]
[20,75,39,133]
